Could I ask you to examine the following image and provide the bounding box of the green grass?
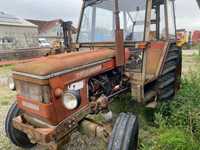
[0,86,15,106]
[146,71,200,149]
[0,65,14,76]
[0,65,16,105]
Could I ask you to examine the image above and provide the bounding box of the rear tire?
[5,102,35,149]
[157,44,182,101]
[108,113,139,150]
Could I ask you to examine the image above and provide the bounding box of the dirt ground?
[0,49,198,150]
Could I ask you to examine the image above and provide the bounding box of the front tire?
[5,102,35,149]
[108,113,139,150]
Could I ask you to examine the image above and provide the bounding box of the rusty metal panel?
[13,105,90,147]
[145,41,167,75]
[115,30,125,66]
[17,96,58,124]
[142,0,153,90]
[13,49,115,77]
[156,41,169,76]
[13,74,49,85]
[13,116,54,144]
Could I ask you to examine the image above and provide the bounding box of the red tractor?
[5,0,181,149]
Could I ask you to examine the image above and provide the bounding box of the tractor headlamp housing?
[8,76,16,91]
[16,80,50,103]
[62,91,80,110]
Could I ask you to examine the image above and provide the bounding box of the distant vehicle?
[176,29,189,47]
[38,38,51,48]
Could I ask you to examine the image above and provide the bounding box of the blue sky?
[1,0,200,31]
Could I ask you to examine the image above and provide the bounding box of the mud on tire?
[108,113,139,150]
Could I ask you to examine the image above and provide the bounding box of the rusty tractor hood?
[13,49,115,79]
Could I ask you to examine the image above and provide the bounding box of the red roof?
[27,19,63,34]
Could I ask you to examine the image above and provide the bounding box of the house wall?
[0,25,39,50]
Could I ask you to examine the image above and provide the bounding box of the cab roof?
[84,0,165,12]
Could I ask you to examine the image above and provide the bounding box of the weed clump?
[156,69,200,141]
[155,128,199,150]
[138,66,200,149]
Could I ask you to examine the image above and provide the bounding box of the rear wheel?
[5,102,35,148]
[108,113,139,150]
[157,44,182,101]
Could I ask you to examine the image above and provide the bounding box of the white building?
[0,12,38,50]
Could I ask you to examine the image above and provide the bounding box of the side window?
[79,7,93,43]
[150,9,156,41]
[160,5,166,40]
[167,0,176,38]
[95,7,114,42]
[78,0,115,43]
[119,0,147,42]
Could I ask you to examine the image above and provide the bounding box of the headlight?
[8,76,16,91]
[63,91,80,110]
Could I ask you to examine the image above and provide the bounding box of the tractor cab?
[77,0,176,43]
[76,0,179,103]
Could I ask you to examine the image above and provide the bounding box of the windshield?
[119,0,146,41]
[78,0,146,43]
[78,0,115,43]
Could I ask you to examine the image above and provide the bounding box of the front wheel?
[108,113,139,150]
[5,102,35,149]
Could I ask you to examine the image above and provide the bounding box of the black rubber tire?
[108,113,139,150]
[5,102,35,149]
[158,44,182,101]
